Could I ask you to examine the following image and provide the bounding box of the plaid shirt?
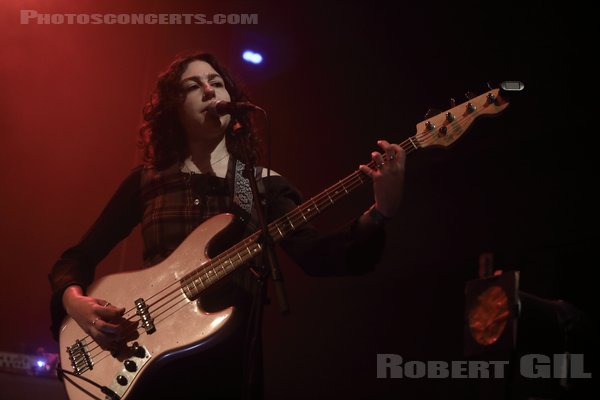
[49,159,385,339]
[140,162,235,266]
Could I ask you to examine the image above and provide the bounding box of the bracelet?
[367,205,392,225]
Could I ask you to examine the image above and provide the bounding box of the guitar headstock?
[414,88,509,149]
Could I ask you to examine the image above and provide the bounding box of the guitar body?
[59,214,238,400]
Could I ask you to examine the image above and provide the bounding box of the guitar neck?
[266,137,419,243]
[179,87,509,298]
[179,137,419,299]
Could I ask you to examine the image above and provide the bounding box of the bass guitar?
[58,88,509,400]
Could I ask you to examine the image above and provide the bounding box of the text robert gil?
[377,354,591,379]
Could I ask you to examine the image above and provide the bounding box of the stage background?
[0,1,594,399]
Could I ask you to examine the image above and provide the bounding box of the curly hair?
[138,52,261,169]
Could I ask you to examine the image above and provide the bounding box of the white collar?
[180,136,230,178]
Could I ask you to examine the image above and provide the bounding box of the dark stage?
[0,1,594,399]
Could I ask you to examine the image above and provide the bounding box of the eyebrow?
[181,73,223,84]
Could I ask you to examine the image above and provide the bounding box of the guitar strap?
[227,156,265,234]
[227,156,269,399]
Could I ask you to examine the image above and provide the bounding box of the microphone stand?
[237,129,289,400]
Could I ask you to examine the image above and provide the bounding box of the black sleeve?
[48,166,143,340]
[263,176,385,276]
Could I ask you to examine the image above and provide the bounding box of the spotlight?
[242,50,263,64]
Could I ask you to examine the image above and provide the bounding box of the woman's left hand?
[359,140,406,218]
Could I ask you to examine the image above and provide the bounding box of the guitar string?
[144,97,503,311]
[171,95,505,300]
[78,96,503,363]
[85,168,372,359]
[113,95,500,320]
[83,160,374,358]
[81,113,457,358]
[84,136,417,360]
[78,118,445,358]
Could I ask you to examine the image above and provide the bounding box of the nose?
[202,82,216,101]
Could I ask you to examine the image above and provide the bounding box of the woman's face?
[178,60,232,142]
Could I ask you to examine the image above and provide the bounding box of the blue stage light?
[242,50,263,64]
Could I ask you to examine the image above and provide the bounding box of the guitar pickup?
[134,298,155,334]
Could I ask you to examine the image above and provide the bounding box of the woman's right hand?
[62,285,127,351]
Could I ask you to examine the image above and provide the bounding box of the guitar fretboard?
[180,137,419,299]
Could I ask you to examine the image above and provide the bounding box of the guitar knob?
[132,342,146,358]
[116,375,128,386]
[124,359,137,372]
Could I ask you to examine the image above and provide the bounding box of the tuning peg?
[449,98,456,108]
[424,108,441,119]
[465,91,476,100]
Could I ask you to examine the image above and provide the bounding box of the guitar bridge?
[135,298,155,334]
[66,339,93,375]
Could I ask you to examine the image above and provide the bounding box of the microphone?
[207,100,259,116]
